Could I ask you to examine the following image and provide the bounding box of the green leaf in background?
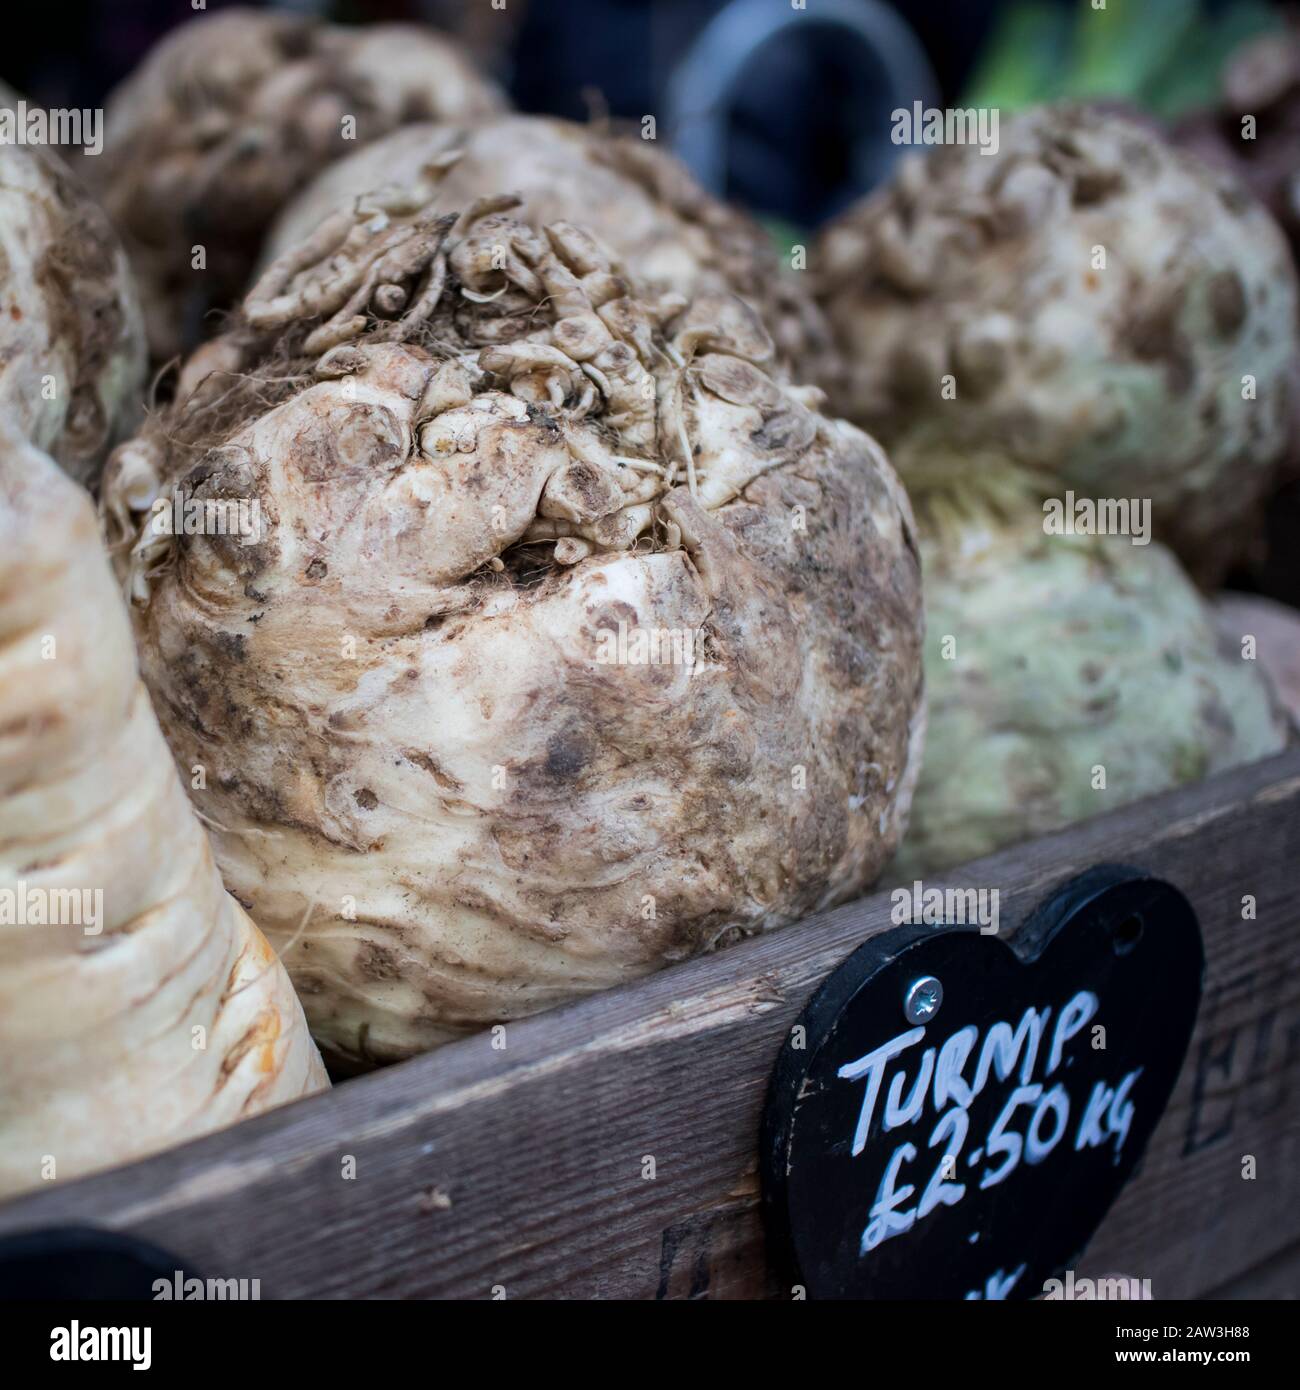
[1142,1,1281,117]
[1059,0,1199,103]
[759,215,805,262]
[962,1,1075,109]
[963,1,1286,121]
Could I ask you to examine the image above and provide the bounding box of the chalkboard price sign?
[761,866,1203,1300]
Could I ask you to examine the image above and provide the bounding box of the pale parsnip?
[89,7,505,361]
[0,418,326,1199]
[104,198,925,1066]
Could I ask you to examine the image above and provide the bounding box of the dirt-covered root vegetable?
[103,196,925,1066]
[816,105,1299,585]
[0,420,327,1200]
[893,516,1291,880]
[0,142,146,486]
[263,113,841,393]
[89,7,506,363]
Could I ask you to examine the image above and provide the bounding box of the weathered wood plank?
[1,749,1298,1299]
[1203,1240,1300,1300]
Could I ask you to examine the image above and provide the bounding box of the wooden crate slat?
[1204,1240,1300,1300]
[1,749,1297,1299]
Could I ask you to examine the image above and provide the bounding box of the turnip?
[89,7,505,362]
[816,105,1299,584]
[103,195,925,1065]
[893,514,1291,879]
[263,113,840,392]
[0,139,146,486]
[0,419,327,1199]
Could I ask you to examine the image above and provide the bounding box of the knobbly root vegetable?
[103,197,925,1066]
[1173,27,1300,571]
[0,140,146,486]
[0,419,327,1200]
[893,514,1291,880]
[89,7,506,362]
[263,113,841,393]
[816,105,1299,584]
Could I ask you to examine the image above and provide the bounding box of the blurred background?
[5,0,1290,231]
[7,0,1298,600]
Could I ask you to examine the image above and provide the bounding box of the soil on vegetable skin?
[3,147,141,477]
[110,198,923,1062]
[132,428,922,1059]
[815,105,1299,587]
[36,162,127,441]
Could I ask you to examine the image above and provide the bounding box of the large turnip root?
[0,419,326,1200]
[816,105,1299,584]
[89,7,505,362]
[263,114,840,394]
[0,140,146,486]
[104,195,925,1066]
[893,514,1291,880]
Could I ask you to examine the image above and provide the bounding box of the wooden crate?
[1,747,1297,1299]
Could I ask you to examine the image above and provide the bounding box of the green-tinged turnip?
[893,514,1290,879]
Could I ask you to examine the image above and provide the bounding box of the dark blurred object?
[511,0,948,227]
[1251,482,1300,609]
[666,0,939,225]
[1226,480,1300,608]
[1175,22,1300,262]
[0,1228,195,1301]
[3,0,249,109]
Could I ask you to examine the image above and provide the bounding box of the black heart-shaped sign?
[761,865,1203,1299]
